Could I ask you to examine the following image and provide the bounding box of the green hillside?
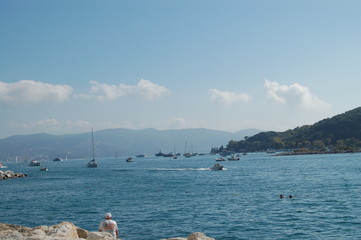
[226,107,361,152]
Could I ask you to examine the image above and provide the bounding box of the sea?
[1,152,361,240]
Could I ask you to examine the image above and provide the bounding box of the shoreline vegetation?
[0,222,215,240]
[222,107,361,154]
[274,149,361,156]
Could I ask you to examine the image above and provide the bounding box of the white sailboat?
[87,128,98,168]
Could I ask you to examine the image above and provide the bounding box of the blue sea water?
[1,153,361,240]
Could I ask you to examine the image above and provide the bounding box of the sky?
[0,0,360,139]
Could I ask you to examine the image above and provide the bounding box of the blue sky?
[0,0,360,139]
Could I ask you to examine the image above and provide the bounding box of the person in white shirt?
[99,212,119,239]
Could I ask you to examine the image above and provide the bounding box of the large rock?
[161,232,215,240]
[0,170,27,180]
[0,222,114,240]
[0,222,214,240]
[187,232,215,240]
[87,232,114,240]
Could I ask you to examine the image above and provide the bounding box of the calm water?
[1,153,361,240]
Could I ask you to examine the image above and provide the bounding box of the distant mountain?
[226,107,361,152]
[0,128,262,160]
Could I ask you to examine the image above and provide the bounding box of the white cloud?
[0,80,73,106]
[264,79,331,110]
[11,119,92,134]
[209,89,252,105]
[136,79,170,100]
[81,79,169,101]
[97,118,207,131]
[163,118,188,129]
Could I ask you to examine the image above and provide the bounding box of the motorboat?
[155,151,165,157]
[210,163,224,170]
[53,157,63,161]
[163,153,175,158]
[40,167,48,171]
[215,157,226,161]
[136,154,146,158]
[87,159,98,168]
[126,157,134,162]
[29,160,41,166]
[228,156,240,161]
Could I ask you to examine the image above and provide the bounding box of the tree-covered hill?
[226,107,361,152]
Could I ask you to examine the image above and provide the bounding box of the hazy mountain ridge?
[0,128,261,160]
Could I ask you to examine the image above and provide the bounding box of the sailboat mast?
[91,128,95,160]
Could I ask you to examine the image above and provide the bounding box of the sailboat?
[87,128,98,168]
[173,144,177,159]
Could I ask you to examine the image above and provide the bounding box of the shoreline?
[274,150,361,156]
[0,222,215,240]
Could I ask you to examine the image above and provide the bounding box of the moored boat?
[228,156,240,161]
[87,159,98,168]
[126,157,134,162]
[163,153,174,158]
[40,167,48,171]
[29,160,41,166]
[155,151,165,157]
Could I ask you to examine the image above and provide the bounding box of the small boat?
[210,163,224,170]
[87,128,98,168]
[29,160,41,166]
[155,151,165,157]
[53,157,63,162]
[215,157,226,161]
[136,154,146,158]
[228,156,240,161]
[163,153,174,158]
[0,162,8,169]
[40,167,48,171]
[87,159,98,168]
[126,157,133,162]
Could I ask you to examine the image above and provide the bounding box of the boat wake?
[113,168,213,172]
[151,168,211,171]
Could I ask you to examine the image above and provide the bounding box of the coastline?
[0,222,215,240]
[274,149,361,156]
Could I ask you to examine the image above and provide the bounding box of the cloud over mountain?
[11,119,92,134]
[209,89,252,105]
[82,79,169,101]
[0,80,73,106]
[264,79,331,110]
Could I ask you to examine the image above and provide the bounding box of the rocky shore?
[0,222,215,240]
[0,170,27,180]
